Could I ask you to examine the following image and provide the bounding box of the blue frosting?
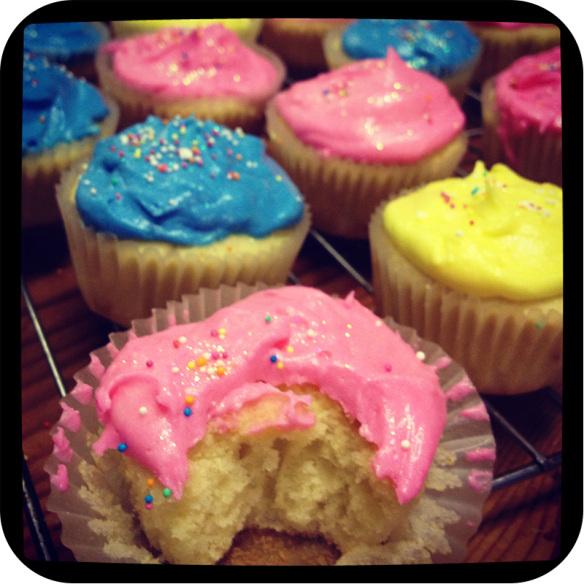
[24,22,106,61]
[22,53,109,155]
[76,116,305,246]
[342,19,480,78]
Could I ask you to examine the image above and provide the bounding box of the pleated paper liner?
[482,78,562,186]
[322,28,481,102]
[22,97,120,229]
[370,202,563,395]
[46,283,496,565]
[266,102,467,239]
[95,42,286,132]
[56,164,311,326]
[469,24,560,84]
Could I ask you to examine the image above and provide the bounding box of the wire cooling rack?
[20,88,562,562]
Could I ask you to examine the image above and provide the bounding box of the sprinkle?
[286,346,294,353]
[144,494,154,504]
[471,187,480,196]
[307,329,317,338]
[117,442,128,453]
[147,478,155,488]
[187,360,196,370]
[185,395,195,405]
[211,351,220,360]
[178,336,187,344]
[146,360,153,368]
[218,327,226,337]
[233,74,241,82]
[375,142,384,151]
[162,488,172,498]
[184,407,192,417]
[469,220,475,226]
[270,355,278,364]
[133,148,142,158]
[145,503,153,510]
[401,439,411,450]
[216,366,225,376]
[275,175,283,182]
[384,364,393,373]
[264,314,272,323]
[416,351,426,361]
[139,406,148,416]
[171,366,180,373]
[210,329,218,337]
[276,362,284,370]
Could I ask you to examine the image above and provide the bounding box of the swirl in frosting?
[92,286,447,505]
[102,25,281,100]
[341,19,480,78]
[22,53,109,155]
[24,22,106,61]
[76,116,304,245]
[273,49,465,164]
[383,161,563,301]
[495,46,561,165]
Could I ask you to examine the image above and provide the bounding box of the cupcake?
[46,285,495,565]
[260,19,352,73]
[482,47,562,186]
[468,21,560,83]
[324,19,481,101]
[370,161,563,395]
[56,116,310,326]
[266,50,467,239]
[111,19,264,43]
[96,25,285,132]
[23,21,109,81]
[22,53,119,228]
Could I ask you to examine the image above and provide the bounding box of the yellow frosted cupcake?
[370,162,563,394]
[111,19,263,42]
[468,21,560,83]
[260,19,352,73]
[22,53,119,228]
[267,50,467,239]
[56,116,310,326]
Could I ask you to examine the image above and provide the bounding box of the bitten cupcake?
[482,46,561,186]
[260,19,352,73]
[96,25,285,132]
[266,50,467,239]
[111,19,264,43]
[324,19,481,101]
[22,53,119,228]
[468,21,560,83]
[56,116,310,326]
[370,161,563,394]
[46,285,495,565]
[23,21,109,81]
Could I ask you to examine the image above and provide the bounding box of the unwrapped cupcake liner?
[95,44,286,132]
[470,25,560,83]
[265,103,467,239]
[56,164,311,326]
[482,79,562,186]
[22,98,120,228]
[323,29,480,103]
[370,202,563,395]
[46,283,496,565]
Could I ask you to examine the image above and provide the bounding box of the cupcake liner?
[265,103,467,239]
[22,97,120,229]
[370,202,563,395]
[470,25,560,83]
[56,164,311,326]
[96,43,286,132]
[45,283,496,565]
[260,19,350,73]
[323,29,481,102]
[482,79,562,186]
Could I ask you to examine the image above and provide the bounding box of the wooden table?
[21,220,562,565]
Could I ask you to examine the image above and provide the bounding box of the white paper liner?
[45,283,496,565]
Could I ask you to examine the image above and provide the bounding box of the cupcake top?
[76,116,304,245]
[102,25,281,100]
[24,22,107,62]
[382,161,563,301]
[470,21,556,29]
[341,19,480,78]
[273,49,465,164]
[112,18,260,37]
[495,47,561,163]
[22,53,109,155]
[91,286,447,505]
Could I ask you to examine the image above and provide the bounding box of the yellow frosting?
[113,19,260,35]
[383,162,563,301]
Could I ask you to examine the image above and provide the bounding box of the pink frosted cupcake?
[482,46,562,186]
[266,50,467,238]
[96,24,285,131]
[469,21,560,83]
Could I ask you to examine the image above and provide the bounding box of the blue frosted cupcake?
[56,115,310,325]
[22,53,118,227]
[324,19,481,100]
[24,22,109,80]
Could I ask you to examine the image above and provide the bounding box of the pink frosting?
[472,22,555,30]
[50,464,69,492]
[103,25,280,101]
[273,49,464,164]
[91,287,447,505]
[468,469,493,493]
[52,427,73,464]
[71,383,93,405]
[465,447,496,463]
[495,47,561,164]
[460,403,490,422]
[445,375,475,403]
[59,402,81,433]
